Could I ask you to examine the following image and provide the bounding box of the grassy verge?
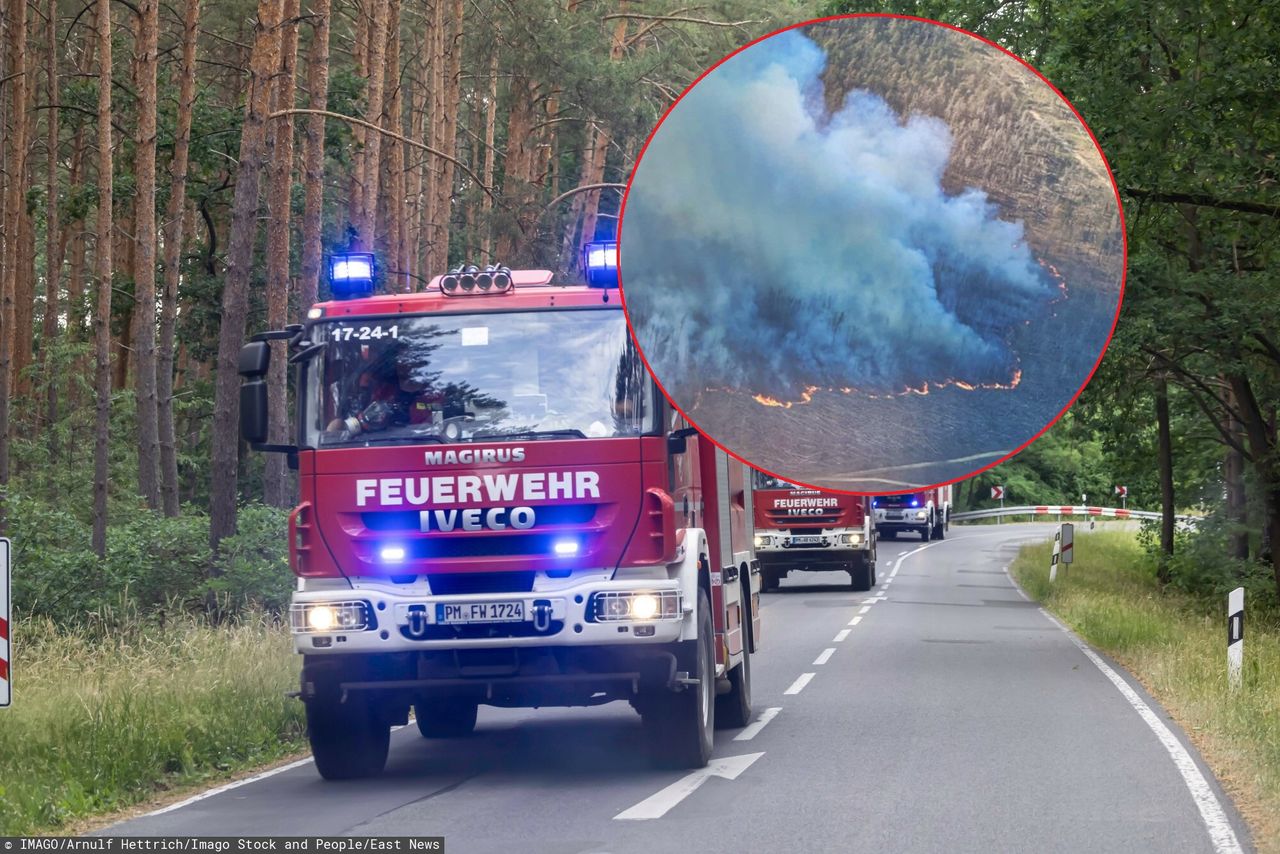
[0,610,305,834]
[1011,531,1280,852]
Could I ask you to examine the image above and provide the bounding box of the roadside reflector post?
[1,536,10,708]
[1049,522,1073,582]
[1227,586,1244,691]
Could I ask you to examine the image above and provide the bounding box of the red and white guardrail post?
[1,536,10,707]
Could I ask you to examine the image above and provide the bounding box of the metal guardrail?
[951,505,1201,523]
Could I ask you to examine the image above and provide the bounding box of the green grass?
[0,609,305,833]
[1012,531,1280,852]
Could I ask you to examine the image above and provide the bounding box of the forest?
[0,0,1277,621]
[0,0,793,617]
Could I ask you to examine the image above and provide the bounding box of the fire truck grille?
[767,512,844,527]
[426,571,536,595]
[399,620,564,641]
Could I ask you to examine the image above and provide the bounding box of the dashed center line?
[857,605,871,615]
[784,673,815,695]
[833,629,851,642]
[848,615,863,626]
[733,706,781,742]
[813,648,836,665]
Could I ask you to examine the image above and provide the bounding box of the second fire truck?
[873,485,953,540]
[752,474,877,591]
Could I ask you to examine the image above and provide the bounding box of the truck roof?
[313,270,618,317]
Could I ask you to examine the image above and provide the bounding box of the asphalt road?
[105,524,1251,853]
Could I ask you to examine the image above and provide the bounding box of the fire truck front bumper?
[288,578,689,654]
[753,530,871,570]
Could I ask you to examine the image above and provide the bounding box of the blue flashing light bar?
[582,240,618,288]
[328,252,376,300]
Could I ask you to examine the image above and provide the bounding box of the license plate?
[436,601,526,624]
[790,535,823,545]
[886,512,903,519]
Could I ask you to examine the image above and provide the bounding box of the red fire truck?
[873,485,953,540]
[238,246,761,779]
[751,474,877,591]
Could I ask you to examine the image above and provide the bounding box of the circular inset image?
[618,14,1125,493]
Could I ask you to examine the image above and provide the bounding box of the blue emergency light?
[582,240,618,288]
[328,252,376,300]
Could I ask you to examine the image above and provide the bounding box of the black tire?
[716,584,753,729]
[882,529,896,541]
[307,696,390,780]
[415,698,478,738]
[933,516,946,540]
[644,588,715,768]
[762,568,780,592]
[849,555,873,591]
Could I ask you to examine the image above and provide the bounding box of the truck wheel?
[415,698,478,738]
[933,516,946,540]
[307,695,390,780]
[882,530,896,541]
[762,568,780,592]
[849,556,873,591]
[644,588,715,768]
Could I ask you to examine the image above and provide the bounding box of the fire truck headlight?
[291,601,372,633]
[915,510,928,520]
[754,534,770,548]
[307,605,336,631]
[843,533,863,545]
[379,545,406,563]
[631,594,660,620]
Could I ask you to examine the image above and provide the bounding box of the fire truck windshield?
[753,472,805,490]
[303,309,655,448]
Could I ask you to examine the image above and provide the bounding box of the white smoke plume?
[621,31,1053,400]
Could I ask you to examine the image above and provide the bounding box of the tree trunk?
[428,0,463,270]
[1225,372,1280,598]
[480,46,498,259]
[112,202,134,391]
[14,67,37,402]
[264,0,301,509]
[356,0,389,250]
[41,0,62,469]
[209,0,282,552]
[1154,377,1175,582]
[158,0,202,517]
[384,0,406,290]
[0,0,31,533]
[91,0,115,557]
[133,0,162,508]
[298,0,332,310]
[497,76,538,261]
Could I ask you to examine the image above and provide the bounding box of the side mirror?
[666,426,699,456]
[238,341,270,378]
[240,380,268,444]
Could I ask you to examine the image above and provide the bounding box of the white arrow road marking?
[833,628,851,642]
[784,673,815,695]
[734,706,781,742]
[813,648,836,665]
[614,752,765,820]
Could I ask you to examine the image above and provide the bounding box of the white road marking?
[861,595,885,603]
[813,648,836,665]
[784,673,815,695]
[733,707,781,742]
[1037,610,1243,854]
[858,605,871,615]
[128,723,413,821]
[847,615,863,627]
[833,629,851,642]
[614,752,765,820]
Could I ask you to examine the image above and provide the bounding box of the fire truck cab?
[873,485,953,541]
[752,474,877,591]
[238,248,762,779]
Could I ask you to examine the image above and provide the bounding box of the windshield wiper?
[329,433,446,448]
[470,428,587,441]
